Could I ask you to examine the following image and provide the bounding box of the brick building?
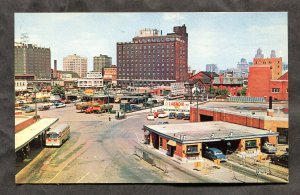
[117,25,188,88]
[212,74,244,96]
[103,65,117,86]
[15,42,51,79]
[93,54,112,73]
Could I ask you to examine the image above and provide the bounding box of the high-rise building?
[255,48,264,58]
[253,49,282,80]
[206,64,218,73]
[93,54,112,73]
[270,50,276,58]
[63,54,87,78]
[237,58,249,76]
[14,42,51,79]
[116,24,188,87]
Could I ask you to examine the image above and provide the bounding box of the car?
[147,113,155,120]
[24,106,35,113]
[271,153,288,168]
[168,112,176,119]
[203,148,227,162]
[158,121,169,125]
[261,142,277,154]
[130,104,141,111]
[184,113,190,120]
[176,112,185,119]
[38,105,50,111]
[21,105,30,111]
[55,103,66,108]
[158,112,168,118]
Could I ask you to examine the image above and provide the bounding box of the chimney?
[267,96,274,117]
[54,60,57,79]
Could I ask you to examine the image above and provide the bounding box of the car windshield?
[214,151,223,155]
[148,113,154,116]
[47,133,60,138]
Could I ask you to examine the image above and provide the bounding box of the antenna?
[21,33,29,44]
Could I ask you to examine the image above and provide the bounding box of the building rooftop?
[15,115,34,126]
[145,121,278,144]
[191,101,288,119]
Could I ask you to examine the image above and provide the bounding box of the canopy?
[167,140,176,147]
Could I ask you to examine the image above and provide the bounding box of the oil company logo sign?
[166,101,185,108]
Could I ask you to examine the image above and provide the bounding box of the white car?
[56,103,66,108]
[158,112,168,118]
[147,113,155,120]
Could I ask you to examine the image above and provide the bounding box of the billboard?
[164,100,190,113]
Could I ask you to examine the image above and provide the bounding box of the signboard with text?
[164,100,190,113]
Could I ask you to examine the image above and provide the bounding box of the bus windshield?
[47,133,60,138]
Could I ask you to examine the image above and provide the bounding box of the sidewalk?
[137,143,262,183]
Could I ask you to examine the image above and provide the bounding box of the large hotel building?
[15,42,51,79]
[117,25,188,87]
[63,54,88,78]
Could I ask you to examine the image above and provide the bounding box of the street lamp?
[33,88,39,119]
[192,86,201,122]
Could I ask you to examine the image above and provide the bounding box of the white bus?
[45,124,70,147]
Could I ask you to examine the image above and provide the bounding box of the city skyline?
[15,12,288,72]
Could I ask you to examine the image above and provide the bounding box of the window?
[272,88,280,93]
[186,145,198,154]
[159,137,163,148]
[245,140,257,149]
[286,88,288,93]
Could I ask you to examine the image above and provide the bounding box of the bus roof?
[48,123,70,134]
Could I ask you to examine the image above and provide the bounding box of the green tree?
[239,87,247,96]
[51,84,64,95]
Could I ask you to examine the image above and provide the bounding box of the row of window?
[272,88,288,93]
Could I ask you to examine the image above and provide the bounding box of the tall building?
[237,58,249,76]
[255,48,264,58]
[270,50,276,58]
[253,49,282,80]
[117,24,188,87]
[63,54,87,78]
[15,42,51,79]
[206,64,218,73]
[93,54,112,73]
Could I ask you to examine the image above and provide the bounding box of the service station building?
[144,121,278,162]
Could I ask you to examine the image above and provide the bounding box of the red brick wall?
[175,143,184,157]
[15,117,36,133]
[270,80,288,100]
[253,57,282,80]
[247,65,271,98]
[161,137,168,150]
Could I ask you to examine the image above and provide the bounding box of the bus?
[45,123,70,147]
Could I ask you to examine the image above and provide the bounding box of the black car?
[176,113,185,119]
[271,153,288,168]
[184,114,190,120]
[168,112,176,119]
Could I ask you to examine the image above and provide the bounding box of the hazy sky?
[15,12,288,72]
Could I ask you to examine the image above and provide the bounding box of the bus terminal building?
[144,121,278,162]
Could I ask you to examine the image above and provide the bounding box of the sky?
[15,12,288,72]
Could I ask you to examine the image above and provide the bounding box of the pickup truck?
[261,142,277,154]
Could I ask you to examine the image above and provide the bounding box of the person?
[109,115,111,121]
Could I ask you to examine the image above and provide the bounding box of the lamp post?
[33,88,38,119]
[192,86,200,122]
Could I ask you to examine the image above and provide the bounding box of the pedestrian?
[109,116,111,121]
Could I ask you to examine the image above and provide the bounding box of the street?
[16,104,209,183]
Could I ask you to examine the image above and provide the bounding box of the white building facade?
[63,54,87,78]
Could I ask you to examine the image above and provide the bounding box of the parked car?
[184,113,190,120]
[21,105,30,111]
[176,112,185,119]
[271,153,288,168]
[168,112,176,119]
[53,100,62,106]
[130,104,141,111]
[38,105,50,111]
[147,113,155,120]
[24,106,35,113]
[154,109,164,118]
[158,121,169,125]
[203,148,227,162]
[158,112,168,118]
[55,103,66,108]
[261,142,277,154]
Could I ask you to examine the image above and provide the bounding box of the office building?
[93,54,112,73]
[63,54,87,78]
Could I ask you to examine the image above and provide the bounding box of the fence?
[229,96,265,103]
[134,146,168,173]
[228,153,288,181]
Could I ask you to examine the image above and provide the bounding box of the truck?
[85,104,113,114]
[261,142,277,154]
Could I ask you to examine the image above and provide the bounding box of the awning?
[167,140,176,147]
[15,118,58,152]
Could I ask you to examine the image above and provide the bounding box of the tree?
[239,87,247,96]
[51,84,64,95]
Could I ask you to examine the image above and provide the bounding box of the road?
[16,104,209,183]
